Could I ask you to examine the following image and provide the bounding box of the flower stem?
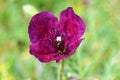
[58,59,65,80]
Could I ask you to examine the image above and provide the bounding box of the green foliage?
[0,0,120,80]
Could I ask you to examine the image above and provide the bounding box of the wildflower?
[28,7,86,63]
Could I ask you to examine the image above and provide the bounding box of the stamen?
[56,36,61,42]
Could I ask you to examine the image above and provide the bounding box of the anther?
[56,36,61,42]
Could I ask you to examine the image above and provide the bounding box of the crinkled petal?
[67,39,83,57]
[60,7,86,40]
[30,41,57,62]
[57,7,86,61]
[28,11,59,62]
[28,11,59,43]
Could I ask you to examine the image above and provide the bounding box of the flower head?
[28,7,86,63]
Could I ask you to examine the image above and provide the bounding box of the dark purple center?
[56,40,69,55]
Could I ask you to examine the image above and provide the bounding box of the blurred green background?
[0,0,120,80]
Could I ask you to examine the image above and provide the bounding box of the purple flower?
[28,7,86,63]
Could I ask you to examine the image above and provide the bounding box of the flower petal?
[28,11,59,62]
[67,39,83,56]
[30,41,57,62]
[60,7,86,39]
[57,7,86,61]
[28,11,59,43]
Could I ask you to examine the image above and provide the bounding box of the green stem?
[58,59,65,80]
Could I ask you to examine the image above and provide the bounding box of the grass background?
[0,0,120,80]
